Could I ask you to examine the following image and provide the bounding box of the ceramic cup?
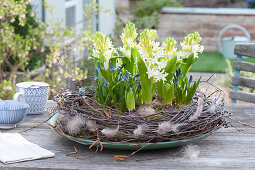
[13,82,49,115]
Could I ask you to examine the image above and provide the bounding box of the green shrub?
[132,12,159,30]
[0,80,15,100]
[11,2,45,71]
[132,0,165,17]
[0,0,45,84]
[131,0,182,30]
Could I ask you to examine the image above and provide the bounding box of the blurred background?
[1,0,255,102]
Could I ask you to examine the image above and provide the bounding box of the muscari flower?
[94,69,99,81]
[79,87,85,95]
[110,61,115,71]
[102,77,109,86]
[97,60,104,71]
[124,70,131,81]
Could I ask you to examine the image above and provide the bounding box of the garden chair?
[230,43,255,103]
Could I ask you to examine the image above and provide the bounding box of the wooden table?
[1,104,255,170]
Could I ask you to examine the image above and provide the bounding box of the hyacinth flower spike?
[179,32,204,75]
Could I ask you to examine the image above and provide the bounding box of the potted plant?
[48,22,228,152]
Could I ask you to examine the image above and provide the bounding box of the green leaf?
[165,56,177,82]
[180,53,196,75]
[137,53,154,104]
[130,48,137,76]
[156,80,163,98]
[125,88,135,111]
[162,82,174,105]
[186,77,201,103]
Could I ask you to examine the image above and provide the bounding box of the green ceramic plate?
[48,113,215,150]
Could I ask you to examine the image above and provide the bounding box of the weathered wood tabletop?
[1,104,255,170]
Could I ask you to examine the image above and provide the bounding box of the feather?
[183,144,200,159]
[101,125,119,137]
[66,116,85,134]
[133,124,148,136]
[137,105,156,116]
[207,96,224,113]
[189,95,204,121]
[86,120,97,131]
[207,104,216,113]
[157,121,182,135]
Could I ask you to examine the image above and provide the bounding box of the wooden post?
[231,55,242,104]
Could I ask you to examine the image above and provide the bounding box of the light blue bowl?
[0,100,29,127]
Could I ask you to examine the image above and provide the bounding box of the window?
[66,6,76,27]
[65,0,84,35]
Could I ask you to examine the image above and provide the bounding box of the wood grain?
[231,76,255,89]
[233,61,255,73]
[229,90,255,103]
[234,43,255,58]
[1,104,255,169]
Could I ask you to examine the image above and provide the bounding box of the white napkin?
[0,133,55,164]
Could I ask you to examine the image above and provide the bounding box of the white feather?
[86,120,97,131]
[66,116,85,134]
[183,144,200,159]
[101,125,119,137]
[133,124,148,136]
[207,104,216,113]
[189,96,204,121]
[207,96,224,113]
[137,105,156,116]
[157,121,181,135]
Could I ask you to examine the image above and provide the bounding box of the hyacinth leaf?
[162,82,174,105]
[156,80,163,98]
[117,55,130,71]
[180,53,196,75]
[165,56,178,82]
[186,77,201,103]
[117,48,137,76]
[130,48,137,76]
[137,53,154,104]
[125,88,135,111]
[95,77,105,104]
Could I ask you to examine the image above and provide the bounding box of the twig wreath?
[50,23,232,158]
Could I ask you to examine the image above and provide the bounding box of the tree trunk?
[10,67,18,85]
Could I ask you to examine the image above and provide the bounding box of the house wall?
[30,0,43,20]
[31,0,115,36]
[98,0,116,36]
[180,0,218,7]
[158,7,255,52]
